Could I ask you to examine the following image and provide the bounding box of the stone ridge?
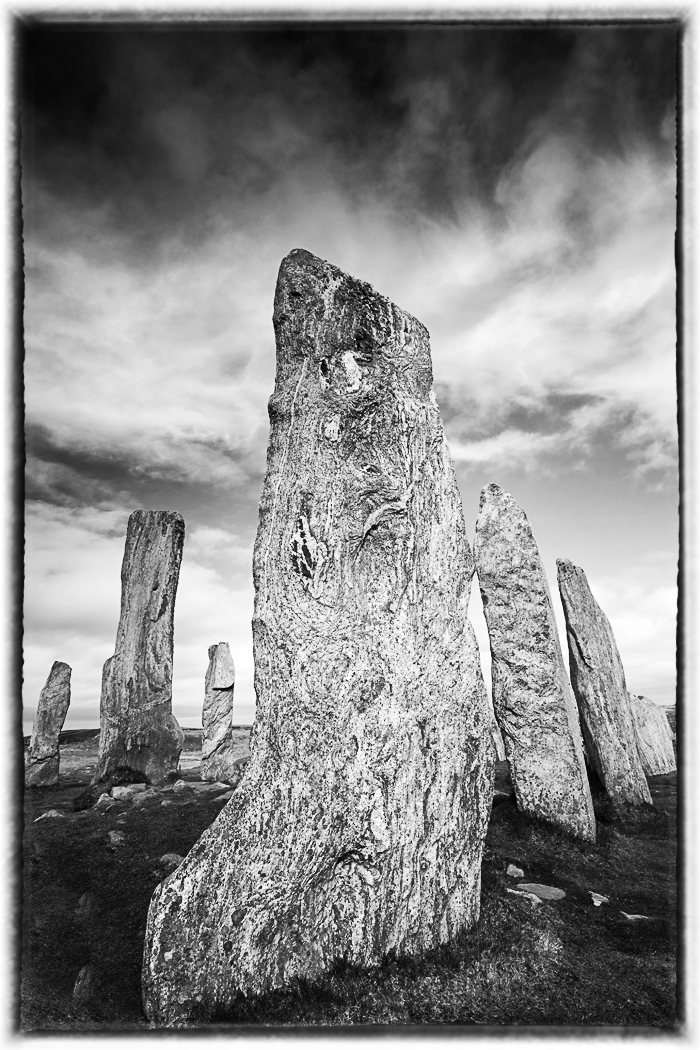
[556,558,652,811]
[474,483,595,842]
[142,250,494,1025]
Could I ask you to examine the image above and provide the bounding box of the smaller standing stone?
[557,558,652,811]
[25,662,72,787]
[628,693,676,775]
[200,643,238,783]
[474,485,595,842]
[95,510,185,785]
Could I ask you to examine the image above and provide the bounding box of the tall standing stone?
[474,484,595,842]
[628,693,676,775]
[200,642,238,783]
[25,661,71,787]
[556,558,652,810]
[142,249,494,1025]
[94,510,185,786]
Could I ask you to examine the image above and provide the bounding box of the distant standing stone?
[474,485,595,842]
[25,662,72,787]
[201,643,239,783]
[628,693,676,775]
[94,511,185,786]
[556,559,652,811]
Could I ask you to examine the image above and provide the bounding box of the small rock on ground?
[132,790,160,806]
[589,892,609,907]
[517,882,566,901]
[108,830,125,846]
[620,911,650,921]
[507,864,524,878]
[159,853,185,872]
[34,810,65,822]
[507,888,540,906]
[95,793,118,811]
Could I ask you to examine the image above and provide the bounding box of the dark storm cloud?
[21,24,677,247]
[21,22,679,727]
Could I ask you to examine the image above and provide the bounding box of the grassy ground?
[20,736,677,1031]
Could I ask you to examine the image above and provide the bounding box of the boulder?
[25,662,72,787]
[474,485,595,842]
[94,511,185,786]
[628,693,676,775]
[556,559,652,811]
[201,643,240,783]
[142,248,495,1025]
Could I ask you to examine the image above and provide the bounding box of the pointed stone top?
[478,483,510,509]
[272,249,432,398]
[556,558,578,578]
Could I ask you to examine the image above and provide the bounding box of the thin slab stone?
[94,511,185,786]
[142,248,495,1025]
[556,558,652,811]
[201,643,239,783]
[474,485,595,842]
[25,662,72,787]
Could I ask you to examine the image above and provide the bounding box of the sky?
[20,20,679,732]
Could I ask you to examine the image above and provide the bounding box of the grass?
[20,752,677,1031]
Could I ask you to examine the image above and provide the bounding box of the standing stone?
[200,643,238,783]
[25,661,71,787]
[94,511,185,786]
[556,559,652,810]
[142,249,494,1025]
[628,693,676,775]
[474,485,595,843]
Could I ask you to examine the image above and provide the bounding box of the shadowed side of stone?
[25,662,72,787]
[94,511,185,786]
[556,558,652,811]
[474,485,595,843]
[200,643,238,783]
[628,693,676,775]
[142,248,494,1026]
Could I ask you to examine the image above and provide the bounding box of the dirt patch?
[20,741,676,1030]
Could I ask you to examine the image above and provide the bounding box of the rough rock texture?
[142,249,494,1026]
[200,643,238,783]
[628,693,676,775]
[556,558,652,810]
[25,661,72,787]
[94,511,185,786]
[490,720,506,762]
[474,485,595,843]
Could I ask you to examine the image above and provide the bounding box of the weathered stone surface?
[94,511,185,786]
[628,693,676,775]
[143,249,495,1025]
[474,485,595,843]
[491,720,506,762]
[25,662,72,787]
[200,643,239,783]
[556,559,652,810]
